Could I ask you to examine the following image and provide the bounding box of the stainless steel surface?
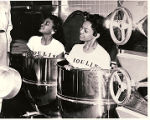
[22,56,59,84]
[57,60,116,118]
[22,55,63,106]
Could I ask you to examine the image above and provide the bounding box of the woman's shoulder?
[72,44,83,49]
[52,38,64,46]
[29,36,41,40]
[28,36,41,43]
[27,36,41,46]
[97,44,110,57]
[52,39,65,51]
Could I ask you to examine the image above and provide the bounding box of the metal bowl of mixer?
[22,54,63,106]
[57,60,116,118]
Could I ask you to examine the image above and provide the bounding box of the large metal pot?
[57,60,116,118]
[22,55,63,106]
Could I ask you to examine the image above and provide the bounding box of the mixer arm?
[109,7,133,45]
[109,67,132,105]
[136,81,147,89]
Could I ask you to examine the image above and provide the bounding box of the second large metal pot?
[57,60,116,118]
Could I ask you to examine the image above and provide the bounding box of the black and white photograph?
[0,0,148,118]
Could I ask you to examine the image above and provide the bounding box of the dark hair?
[85,13,117,59]
[42,14,65,45]
[85,14,105,37]
[43,14,63,33]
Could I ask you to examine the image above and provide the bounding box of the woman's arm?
[56,52,64,59]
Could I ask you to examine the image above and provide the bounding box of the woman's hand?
[90,66,102,71]
[64,64,74,71]
[56,52,64,59]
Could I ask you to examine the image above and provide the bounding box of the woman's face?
[39,18,54,34]
[79,21,95,42]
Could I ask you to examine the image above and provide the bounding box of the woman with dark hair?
[65,13,111,70]
[27,14,65,58]
[60,13,111,118]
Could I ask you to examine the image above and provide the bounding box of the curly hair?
[43,14,63,32]
[84,13,116,57]
[42,14,65,45]
[85,14,105,37]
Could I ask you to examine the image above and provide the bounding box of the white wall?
[122,1,147,24]
[52,0,147,24]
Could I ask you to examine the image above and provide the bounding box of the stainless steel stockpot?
[22,55,63,106]
[57,60,116,118]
